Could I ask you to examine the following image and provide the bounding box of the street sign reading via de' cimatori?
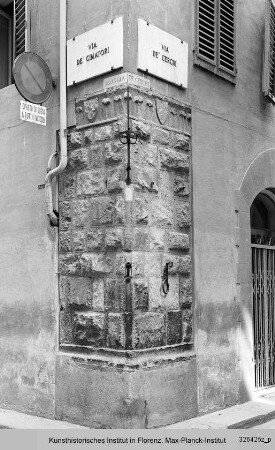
[67,17,123,86]
[137,19,188,88]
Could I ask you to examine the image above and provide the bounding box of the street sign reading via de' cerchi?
[67,17,123,86]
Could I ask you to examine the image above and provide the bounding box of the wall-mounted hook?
[125,262,132,283]
[161,262,173,294]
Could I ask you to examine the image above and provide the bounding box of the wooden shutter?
[218,0,235,73]
[263,0,275,101]
[197,0,216,64]
[14,0,26,57]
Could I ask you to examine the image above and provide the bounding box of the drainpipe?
[45,0,67,226]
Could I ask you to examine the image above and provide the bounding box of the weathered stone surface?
[115,253,128,275]
[94,125,112,142]
[60,276,92,306]
[174,176,190,196]
[167,310,182,345]
[86,229,104,251]
[73,230,86,251]
[168,231,190,250]
[73,311,105,346]
[123,230,134,252]
[134,197,149,224]
[68,131,83,149]
[90,198,114,225]
[179,278,192,308]
[132,120,150,140]
[132,312,165,349]
[152,127,170,145]
[143,144,158,167]
[105,228,123,249]
[59,201,71,231]
[134,229,150,251]
[134,167,158,192]
[176,203,191,228]
[114,197,125,224]
[59,308,72,344]
[84,129,94,143]
[105,279,126,311]
[173,134,190,151]
[105,142,124,165]
[150,228,165,251]
[149,276,179,310]
[68,148,89,171]
[59,253,80,276]
[150,202,173,227]
[59,231,71,253]
[107,313,125,349]
[144,252,162,277]
[89,145,103,168]
[79,253,113,276]
[71,199,89,228]
[92,280,105,311]
[84,98,99,122]
[163,254,191,274]
[77,170,106,196]
[60,173,76,199]
[156,99,169,125]
[133,279,149,310]
[160,149,189,172]
[107,166,123,193]
[182,309,192,342]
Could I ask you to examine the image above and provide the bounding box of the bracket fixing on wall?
[161,262,173,295]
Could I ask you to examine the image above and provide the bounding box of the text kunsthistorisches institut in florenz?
[1,0,275,428]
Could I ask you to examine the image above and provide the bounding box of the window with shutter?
[14,0,26,57]
[263,0,275,102]
[195,0,236,82]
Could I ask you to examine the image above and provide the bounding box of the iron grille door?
[252,244,275,389]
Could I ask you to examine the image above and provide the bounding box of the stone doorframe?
[235,148,275,403]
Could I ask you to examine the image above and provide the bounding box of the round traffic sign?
[13,52,53,104]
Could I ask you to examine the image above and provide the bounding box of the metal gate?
[252,243,275,389]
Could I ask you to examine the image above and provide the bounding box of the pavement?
[163,390,275,429]
[0,390,275,429]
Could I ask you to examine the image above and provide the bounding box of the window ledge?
[194,54,236,85]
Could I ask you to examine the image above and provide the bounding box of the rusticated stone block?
[163,254,191,275]
[77,170,106,196]
[133,278,149,310]
[68,148,89,171]
[89,145,104,168]
[59,201,71,231]
[167,310,182,345]
[123,229,134,252]
[60,173,76,199]
[149,276,179,310]
[134,229,150,251]
[143,144,158,168]
[84,129,94,144]
[59,253,80,276]
[60,275,92,307]
[105,142,124,165]
[144,252,162,277]
[59,231,71,253]
[150,201,173,228]
[94,125,112,142]
[107,313,126,349]
[134,197,149,224]
[132,120,151,140]
[59,308,72,344]
[71,199,89,228]
[105,279,126,311]
[68,131,83,149]
[152,128,170,145]
[90,198,114,225]
[92,280,104,311]
[73,229,86,251]
[176,203,191,228]
[182,309,192,342]
[105,228,123,249]
[79,253,113,276]
[173,134,190,151]
[150,228,165,251]
[132,252,145,277]
[168,232,190,250]
[133,167,159,192]
[115,253,129,275]
[132,312,166,349]
[107,166,123,193]
[73,311,105,346]
[179,278,192,308]
[160,149,189,172]
[174,175,189,197]
[114,197,125,225]
[86,229,104,251]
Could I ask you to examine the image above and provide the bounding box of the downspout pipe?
[45,0,67,226]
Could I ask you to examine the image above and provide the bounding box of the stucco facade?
[0,0,274,428]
